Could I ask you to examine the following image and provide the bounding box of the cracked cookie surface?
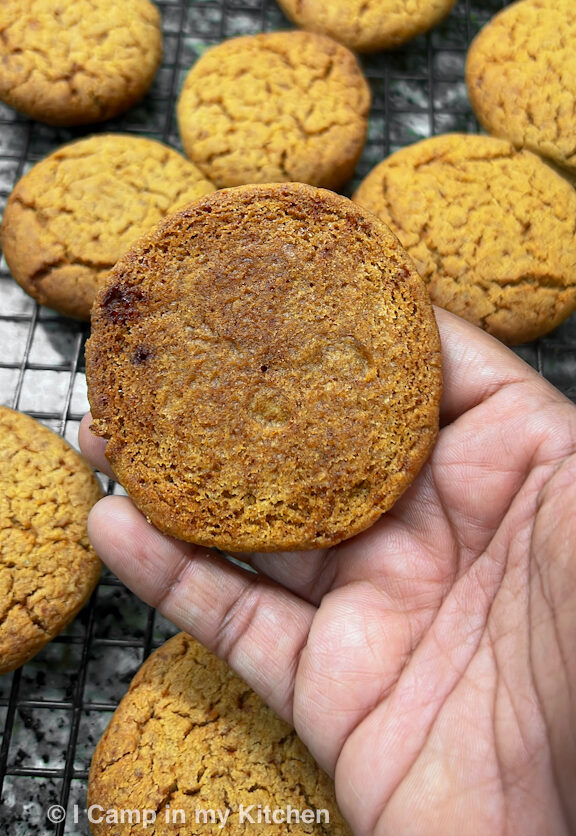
[0,407,103,675]
[353,133,576,345]
[176,31,370,189]
[88,632,351,835]
[276,0,458,52]
[0,0,162,125]
[86,183,441,552]
[1,134,216,320]
[466,0,576,174]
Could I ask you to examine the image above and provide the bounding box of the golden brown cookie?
[88,633,351,835]
[176,31,370,190]
[275,0,458,52]
[353,133,576,345]
[86,182,442,553]
[466,0,576,174]
[1,135,216,320]
[0,0,162,125]
[0,407,103,675]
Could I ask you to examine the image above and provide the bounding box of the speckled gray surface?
[1,0,575,834]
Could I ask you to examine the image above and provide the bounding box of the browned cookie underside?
[87,183,441,552]
[88,633,351,835]
[353,134,576,344]
[0,407,103,674]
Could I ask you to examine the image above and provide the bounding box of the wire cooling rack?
[1,1,575,833]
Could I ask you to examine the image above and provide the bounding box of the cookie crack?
[28,255,112,285]
[97,748,135,776]
[10,595,51,634]
[153,779,179,818]
[495,274,574,292]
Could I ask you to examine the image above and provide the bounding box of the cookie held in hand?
[86,183,442,552]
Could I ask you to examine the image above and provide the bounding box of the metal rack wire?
[0,0,574,833]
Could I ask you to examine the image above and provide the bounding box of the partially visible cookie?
[86,183,441,553]
[275,0,458,52]
[466,0,576,174]
[0,0,162,125]
[1,135,216,320]
[0,407,103,675]
[88,632,351,835]
[176,31,370,189]
[353,133,576,345]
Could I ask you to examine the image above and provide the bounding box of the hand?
[80,308,576,836]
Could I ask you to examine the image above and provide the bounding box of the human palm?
[80,309,576,836]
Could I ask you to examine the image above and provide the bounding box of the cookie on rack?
[88,632,352,835]
[466,0,576,174]
[353,133,576,345]
[0,0,162,125]
[176,30,370,189]
[0,407,103,675]
[275,0,458,52]
[1,134,215,320]
[86,182,442,553]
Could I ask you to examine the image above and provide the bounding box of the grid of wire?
[0,0,575,833]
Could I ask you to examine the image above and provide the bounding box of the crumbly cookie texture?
[1,135,215,320]
[466,0,576,173]
[276,0,458,52]
[88,633,351,835]
[353,133,576,345]
[86,183,442,553]
[0,0,162,125]
[0,407,103,675]
[177,31,370,189]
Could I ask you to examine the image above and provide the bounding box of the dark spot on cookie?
[132,345,154,365]
[395,265,411,281]
[101,284,146,325]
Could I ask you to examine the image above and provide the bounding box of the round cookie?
[1,135,216,320]
[0,407,103,675]
[88,633,351,835]
[176,31,370,190]
[466,0,576,174]
[275,0,458,52]
[353,133,576,345]
[86,182,442,553]
[0,0,162,126]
